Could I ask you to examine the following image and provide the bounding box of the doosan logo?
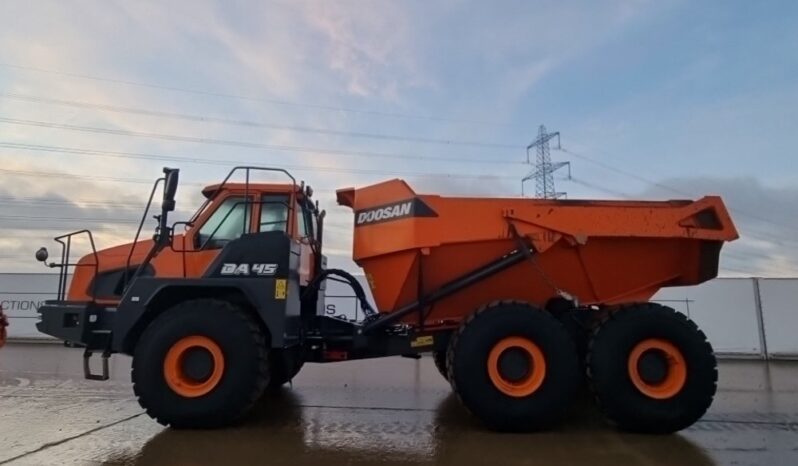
[357,201,412,225]
[354,198,438,226]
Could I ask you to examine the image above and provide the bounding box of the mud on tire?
[446,300,581,431]
[587,303,717,434]
[132,299,269,428]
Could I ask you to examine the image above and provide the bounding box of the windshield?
[197,197,251,248]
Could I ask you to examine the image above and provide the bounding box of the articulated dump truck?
[35,166,738,433]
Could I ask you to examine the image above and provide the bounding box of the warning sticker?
[275,279,287,300]
[410,335,434,348]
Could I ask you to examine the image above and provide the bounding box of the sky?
[0,0,796,276]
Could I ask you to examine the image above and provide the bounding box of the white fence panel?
[654,278,762,355]
[324,276,373,322]
[758,279,798,357]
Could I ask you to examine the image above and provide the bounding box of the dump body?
[337,180,738,327]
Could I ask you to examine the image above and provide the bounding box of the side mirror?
[35,247,49,262]
[162,167,180,212]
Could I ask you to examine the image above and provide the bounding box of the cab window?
[300,202,316,239]
[197,197,251,248]
[260,195,289,232]
[296,202,309,237]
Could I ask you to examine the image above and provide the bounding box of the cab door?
[182,194,256,277]
[256,195,313,285]
[294,201,315,286]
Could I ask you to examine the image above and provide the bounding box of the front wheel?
[267,347,305,389]
[132,299,269,428]
[587,303,717,433]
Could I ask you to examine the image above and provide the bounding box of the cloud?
[300,1,429,99]
[639,176,798,277]
[0,166,201,272]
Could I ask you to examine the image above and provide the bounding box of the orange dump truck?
[35,166,737,434]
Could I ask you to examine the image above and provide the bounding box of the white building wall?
[0,273,60,340]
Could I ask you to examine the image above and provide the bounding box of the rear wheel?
[432,350,449,381]
[447,301,581,431]
[587,303,717,433]
[132,299,269,428]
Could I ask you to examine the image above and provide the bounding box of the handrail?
[51,230,99,301]
[188,166,297,227]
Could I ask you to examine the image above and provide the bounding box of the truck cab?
[66,181,322,304]
[36,167,337,373]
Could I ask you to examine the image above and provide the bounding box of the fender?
[112,231,303,354]
[112,277,302,354]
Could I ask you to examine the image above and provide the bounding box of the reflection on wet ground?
[1,343,796,465]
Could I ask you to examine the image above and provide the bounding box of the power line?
[0,118,524,165]
[0,167,340,197]
[0,195,351,216]
[0,62,516,127]
[0,142,520,180]
[567,176,630,198]
[0,214,139,224]
[0,167,181,186]
[0,196,146,209]
[0,92,521,150]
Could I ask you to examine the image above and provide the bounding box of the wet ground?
[0,343,796,466]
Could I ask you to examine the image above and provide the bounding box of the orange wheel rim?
[628,338,687,400]
[164,335,225,398]
[487,336,546,397]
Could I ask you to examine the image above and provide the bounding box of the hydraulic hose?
[303,268,377,318]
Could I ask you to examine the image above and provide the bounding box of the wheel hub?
[627,338,687,400]
[636,349,669,385]
[487,336,547,398]
[497,347,532,382]
[164,335,225,398]
[181,347,215,383]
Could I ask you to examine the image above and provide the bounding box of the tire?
[267,347,305,389]
[432,350,448,381]
[446,300,581,431]
[587,303,717,434]
[132,299,269,428]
